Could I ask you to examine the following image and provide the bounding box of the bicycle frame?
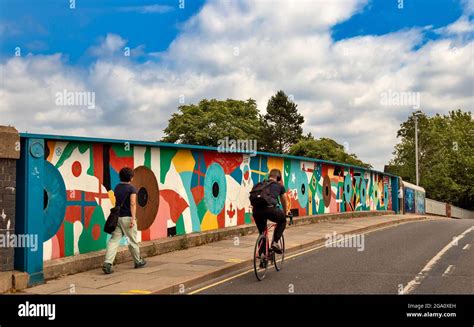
[260,222,277,259]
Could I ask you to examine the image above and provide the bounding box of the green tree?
[161,99,262,146]
[388,110,474,210]
[289,135,372,168]
[259,90,305,153]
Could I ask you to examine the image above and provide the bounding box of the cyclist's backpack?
[249,180,276,208]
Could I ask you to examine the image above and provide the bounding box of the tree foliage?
[289,135,372,168]
[259,90,305,153]
[387,110,473,210]
[161,99,262,146]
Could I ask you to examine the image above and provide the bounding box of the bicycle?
[253,213,293,281]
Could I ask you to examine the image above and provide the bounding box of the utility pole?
[415,114,419,186]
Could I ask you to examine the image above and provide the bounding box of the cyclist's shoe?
[259,258,267,269]
[271,242,283,254]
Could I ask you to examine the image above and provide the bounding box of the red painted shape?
[227,203,236,219]
[141,229,151,241]
[203,152,243,174]
[191,186,204,204]
[57,224,65,258]
[93,144,103,184]
[64,206,81,223]
[217,208,226,228]
[237,208,245,225]
[72,161,82,177]
[109,147,134,174]
[92,224,101,241]
[160,190,189,223]
[244,171,249,180]
[83,206,95,229]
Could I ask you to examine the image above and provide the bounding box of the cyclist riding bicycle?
[251,168,288,254]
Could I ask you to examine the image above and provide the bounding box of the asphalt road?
[199,218,474,294]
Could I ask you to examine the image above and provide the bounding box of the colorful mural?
[403,181,425,214]
[40,139,394,261]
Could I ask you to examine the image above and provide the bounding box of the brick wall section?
[0,126,19,272]
[0,159,16,271]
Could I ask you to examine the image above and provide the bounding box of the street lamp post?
[414,114,419,186]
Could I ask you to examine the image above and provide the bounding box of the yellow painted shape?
[267,156,284,173]
[172,149,195,173]
[201,211,218,231]
[108,190,116,206]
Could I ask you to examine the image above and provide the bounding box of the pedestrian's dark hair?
[119,167,135,182]
[269,169,282,182]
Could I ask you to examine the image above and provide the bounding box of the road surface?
[196,219,474,294]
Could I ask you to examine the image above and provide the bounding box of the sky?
[0,0,472,170]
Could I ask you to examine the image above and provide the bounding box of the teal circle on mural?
[297,171,309,208]
[373,184,379,207]
[360,179,367,204]
[384,185,389,209]
[43,161,67,241]
[204,163,227,215]
[344,174,353,204]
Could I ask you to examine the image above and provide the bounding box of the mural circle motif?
[344,174,353,204]
[297,171,309,208]
[204,163,227,215]
[322,175,331,207]
[360,179,367,204]
[383,185,389,210]
[131,166,159,231]
[43,161,67,241]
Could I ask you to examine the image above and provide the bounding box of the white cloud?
[0,0,472,170]
[117,5,173,14]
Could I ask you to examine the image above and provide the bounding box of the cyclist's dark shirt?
[268,181,286,205]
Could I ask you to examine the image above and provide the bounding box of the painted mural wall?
[41,140,393,261]
[403,182,426,214]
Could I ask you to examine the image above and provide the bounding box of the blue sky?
[0,0,467,63]
[0,0,472,169]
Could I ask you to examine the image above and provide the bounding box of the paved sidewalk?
[24,214,432,294]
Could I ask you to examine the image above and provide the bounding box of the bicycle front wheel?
[273,234,285,271]
[253,234,268,281]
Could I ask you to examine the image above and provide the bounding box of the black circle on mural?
[212,182,219,198]
[44,189,49,210]
[301,183,306,195]
[131,166,159,231]
[362,188,365,196]
[322,175,331,207]
[137,187,148,207]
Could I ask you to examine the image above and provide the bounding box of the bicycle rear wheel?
[273,234,285,271]
[253,234,268,281]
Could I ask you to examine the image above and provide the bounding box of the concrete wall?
[15,134,397,264]
[425,198,474,219]
[451,206,474,219]
[0,127,20,272]
[426,198,447,216]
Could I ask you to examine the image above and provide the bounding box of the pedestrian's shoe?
[271,242,283,254]
[134,259,147,269]
[102,263,113,274]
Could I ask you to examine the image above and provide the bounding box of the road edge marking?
[402,226,473,294]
